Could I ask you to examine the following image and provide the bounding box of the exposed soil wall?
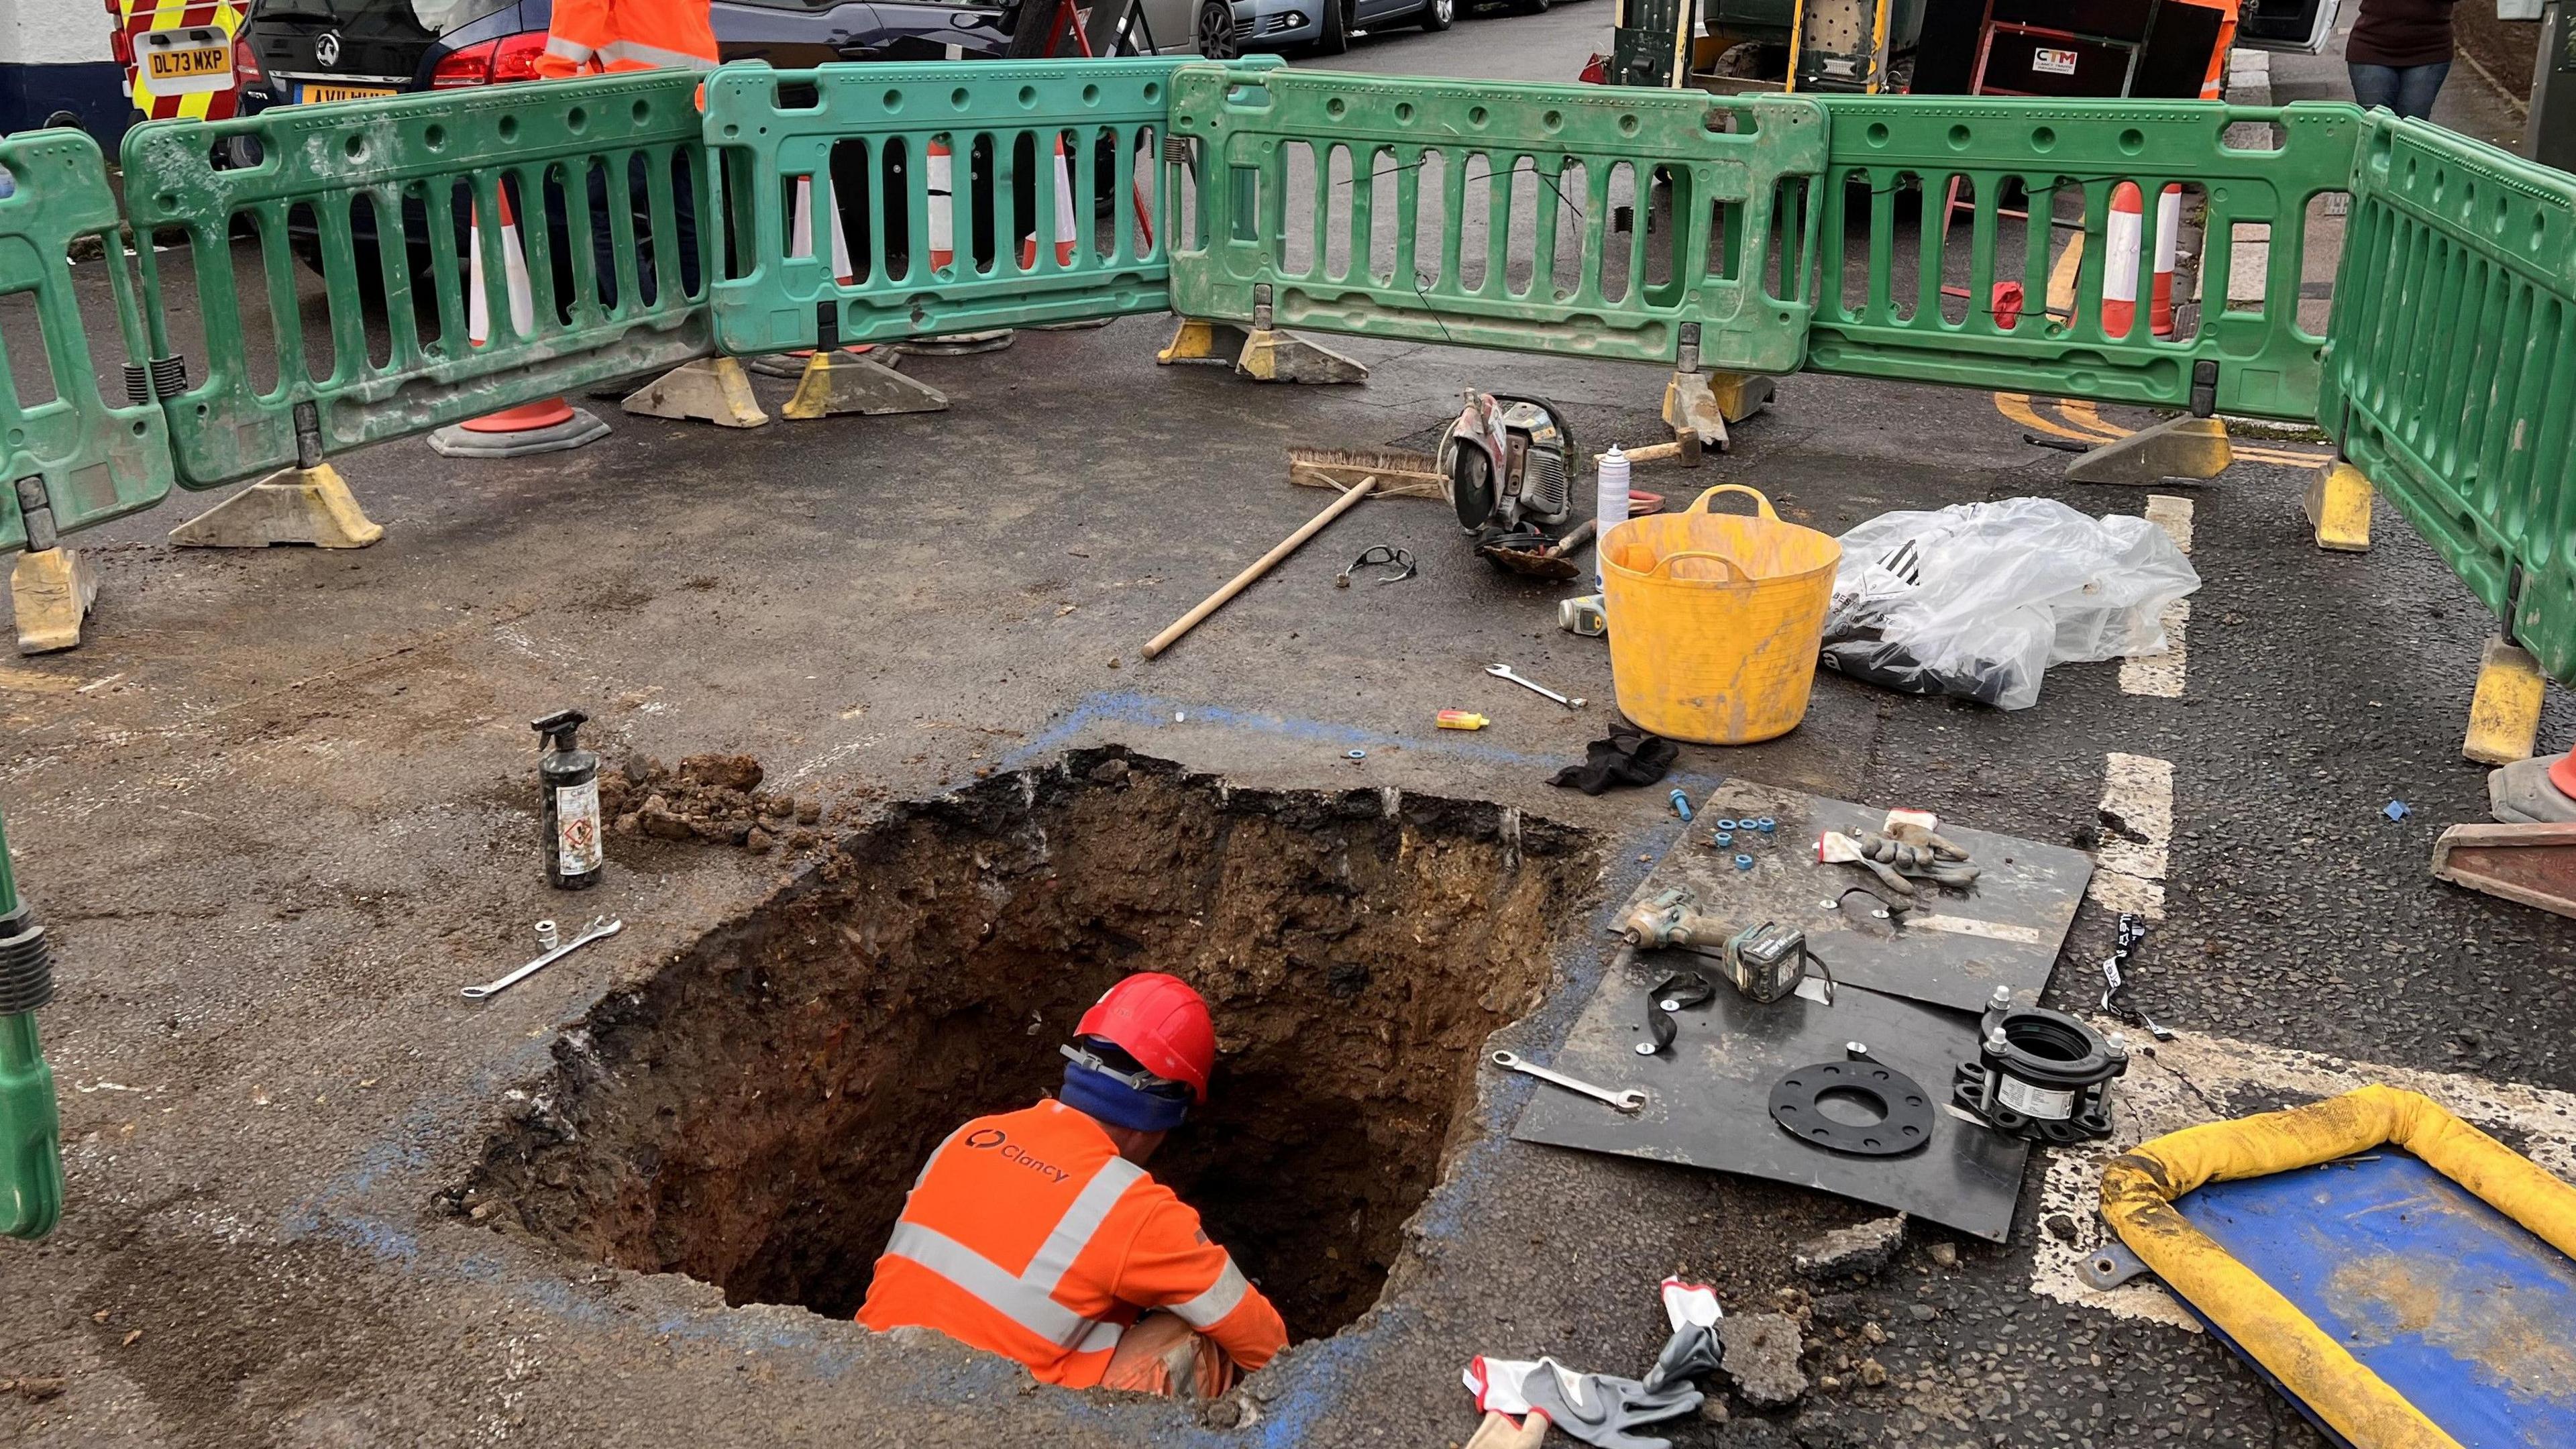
[462,749,1598,1340]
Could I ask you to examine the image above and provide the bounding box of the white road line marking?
[2117,600,2190,698]
[1903,914,2045,945]
[2121,494,2194,698]
[2143,493,2194,551]
[2031,1026,2576,1329]
[2088,752,2171,920]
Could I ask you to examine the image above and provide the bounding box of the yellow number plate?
[300,84,399,104]
[146,45,232,80]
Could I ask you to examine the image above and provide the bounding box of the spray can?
[533,710,603,891]
[1595,445,1631,592]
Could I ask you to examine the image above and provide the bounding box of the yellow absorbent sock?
[2101,1086,2576,1449]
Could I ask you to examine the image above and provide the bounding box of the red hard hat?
[1076,973,1216,1103]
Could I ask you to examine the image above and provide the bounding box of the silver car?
[1103,0,1450,57]
[1223,0,1456,52]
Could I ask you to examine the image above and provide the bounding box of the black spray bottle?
[533,710,603,890]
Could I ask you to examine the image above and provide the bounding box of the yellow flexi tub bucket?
[1601,484,1841,745]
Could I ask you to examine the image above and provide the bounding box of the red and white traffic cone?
[904,136,1014,355]
[2149,184,2181,339]
[2102,182,2144,340]
[795,170,857,284]
[1018,135,1079,271]
[927,137,956,273]
[753,174,890,378]
[429,189,610,458]
[1023,134,1120,333]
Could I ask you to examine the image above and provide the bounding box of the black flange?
[1769,1057,1934,1157]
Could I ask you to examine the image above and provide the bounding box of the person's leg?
[2348,62,2402,113]
[586,162,623,312]
[1098,1312,1239,1399]
[2394,60,2452,121]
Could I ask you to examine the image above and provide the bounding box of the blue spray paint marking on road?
[292,692,1717,1430]
[996,690,1599,775]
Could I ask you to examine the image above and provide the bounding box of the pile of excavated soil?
[599,753,828,856]
[462,748,1601,1340]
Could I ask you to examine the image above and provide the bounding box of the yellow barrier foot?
[781,352,950,421]
[1235,327,1368,384]
[1662,327,1756,455]
[621,358,770,429]
[2301,460,2373,553]
[1159,317,1248,365]
[1662,370,1730,457]
[11,547,98,656]
[1227,286,1369,384]
[2063,414,2233,486]
[168,462,385,550]
[1709,371,1775,424]
[2464,635,2546,765]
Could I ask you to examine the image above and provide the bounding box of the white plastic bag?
[1821,498,2199,710]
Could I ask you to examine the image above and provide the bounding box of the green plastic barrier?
[1,802,61,1242]
[124,72,716,490]
[2322,115,2576,680]
[704,58,1234,354]
[0,131,175,555]
[1803,97,2360,421]
[1167,68,1829,373]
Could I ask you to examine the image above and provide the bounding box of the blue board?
[2177,1150,2576,1449]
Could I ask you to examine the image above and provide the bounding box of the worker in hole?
[858,973,1290,1397]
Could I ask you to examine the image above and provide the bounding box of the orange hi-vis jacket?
[858,1099,1290,1387]
[534,0,718,78]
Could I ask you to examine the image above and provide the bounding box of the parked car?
[232,0,1021,115]
[1216,0,1450,57]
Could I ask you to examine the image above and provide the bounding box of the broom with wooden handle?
[1286,445,1448,500]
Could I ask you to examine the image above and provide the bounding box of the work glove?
[1645,1275,1722,1395]
[1643,1323,1718,1396]
[1465,1358,1702,1449]
[1863,810,1980,890]
[1819,829,1921,897]
[1549,720,1679,796]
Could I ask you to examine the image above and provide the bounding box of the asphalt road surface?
[3,17,2571,1449]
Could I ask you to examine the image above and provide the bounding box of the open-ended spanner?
[462,916,623,1000]
[1488,663,1585,708]
[1490,1049,1646,1112]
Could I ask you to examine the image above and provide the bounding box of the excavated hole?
[464,749,1598,1340]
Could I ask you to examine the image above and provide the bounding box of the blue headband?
[1061,1055,1191,1133]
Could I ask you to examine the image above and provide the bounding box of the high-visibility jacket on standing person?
[858,1099,1289,1387]
[534,0,718,78]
